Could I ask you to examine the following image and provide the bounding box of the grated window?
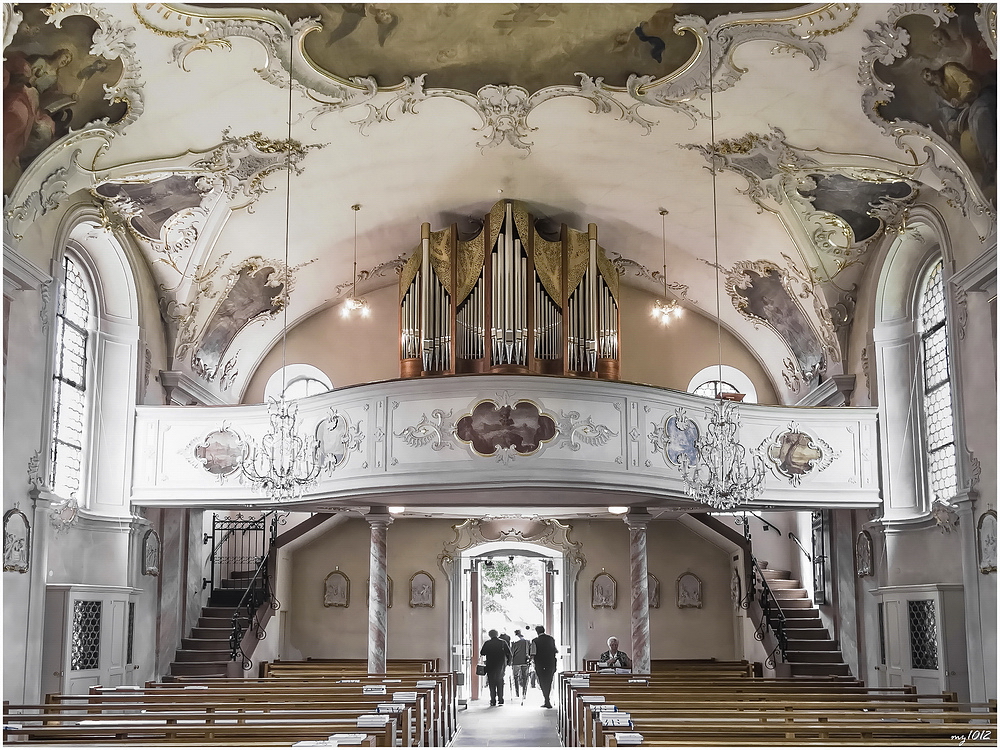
[907,599,939,671]
[126,601,135,665]
[918,261,957,503]
[877,602,886,665]
[50,255,93,500]
[71,599,102,670]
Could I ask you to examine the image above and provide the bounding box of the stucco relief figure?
[676,572,702,608]
[592,572,616,609]
[978,511,997,574]
[142,529,160,576]
[409,571,434,607]
[856,530,874,577]
[3,508,30,573]
[647,573,660,609]
[324,570,350,607]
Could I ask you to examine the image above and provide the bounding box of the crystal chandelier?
[341,203,370,318]
[681,399,765,510]
[652,208,681,323]
[681,37,765,510]
[240,35,320,503]
[242,398,321,503]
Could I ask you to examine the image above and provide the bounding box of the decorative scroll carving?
[136,4,856,153]
[3,507,30,573]
[438,518,585,581]
[315,409,364,474]
[555,411,618,452]
[859,5,995,220]
[394,409,455,451]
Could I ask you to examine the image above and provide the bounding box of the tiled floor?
[450,691,561,747]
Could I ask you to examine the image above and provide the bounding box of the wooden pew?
[146,674,452,745]
[3,708,397,746]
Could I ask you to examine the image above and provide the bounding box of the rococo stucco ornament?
[438,518,585,579]
[759,423,840,486]
[859,5,996,225]
[135,4,857,153]
[394,391,618,464]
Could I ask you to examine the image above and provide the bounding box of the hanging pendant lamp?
[652,208,681,323]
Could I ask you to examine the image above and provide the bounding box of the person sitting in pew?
[598,636,633,670]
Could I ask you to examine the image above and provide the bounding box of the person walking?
[510,629,530,699]
[530,624,558,708]
[479,629,512,706]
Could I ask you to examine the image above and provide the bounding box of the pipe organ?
[400,200,620,379]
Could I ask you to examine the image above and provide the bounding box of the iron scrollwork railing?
[751,558,788,669]
[229,551,278,671]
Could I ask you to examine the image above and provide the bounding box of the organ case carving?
[399,200,620,379]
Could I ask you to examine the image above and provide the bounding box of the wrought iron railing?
[750,557,788,669]
[228,551,277,671]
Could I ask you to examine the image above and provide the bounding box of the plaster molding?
[144,4,852,153]
[950,244,997,293]
[3,244,51,294]
[858,6,996,225]
[159,369,228,406]
[795,374,856,407]
[438,518,585,580]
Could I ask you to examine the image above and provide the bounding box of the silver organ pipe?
[400,199,619,379]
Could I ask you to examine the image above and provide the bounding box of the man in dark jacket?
[479,629,512,706]
[530,624,558,708]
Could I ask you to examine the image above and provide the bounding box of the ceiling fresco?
[3,4,126,193]
[3,4,996,406]
[269,2,803,92]
[872,4,996,203]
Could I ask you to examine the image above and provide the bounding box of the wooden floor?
[451,693,561,747]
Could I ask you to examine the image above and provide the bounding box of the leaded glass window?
[50,254,93,500]
[692,380,738,399]
[917,260,957,504]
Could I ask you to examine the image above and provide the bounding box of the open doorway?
[461,545,565,701]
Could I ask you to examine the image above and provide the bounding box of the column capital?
[365,506,394,527]
[624,507,653,529]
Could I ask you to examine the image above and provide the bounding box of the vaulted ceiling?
[4,3,996,404]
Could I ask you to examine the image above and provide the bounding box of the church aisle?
[450,694,561,747]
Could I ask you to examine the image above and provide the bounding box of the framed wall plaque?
[324,569,350,607]
[592,571,617,609]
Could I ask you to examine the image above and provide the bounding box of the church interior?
[3,2,997,746]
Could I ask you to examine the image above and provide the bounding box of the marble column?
[625,507,653,674]
[366,507,393,674]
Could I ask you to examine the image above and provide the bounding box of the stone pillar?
[625,507,653,674]
[366,507,393,674]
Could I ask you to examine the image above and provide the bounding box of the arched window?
[49,253,94,500]
[691,380,739,399]
[687,365,758,404]
[263,364,333,402]
[918,259,957,503]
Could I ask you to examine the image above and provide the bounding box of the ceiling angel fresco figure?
[325,4,399,47]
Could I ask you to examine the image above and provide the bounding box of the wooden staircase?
[167,570,258,679]
[760,567,853,677]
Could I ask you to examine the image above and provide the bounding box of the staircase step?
[774,598,814,608]
[786,639,839,651]
[169,661,230,676]
[182,637,232,650]
[789,662,852,677]
[202,606,250,619]
[772,588,809,598]
[786,650,846,663]
[192,627,233,640]
[198,616,248,629]
[760,568,792,578]
[785,628,832,639]
[781,610,822,621]
[174,649,231,662]
[766,579,802,589]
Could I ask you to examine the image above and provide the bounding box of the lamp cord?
[708,36,723,389]
[281,32,293,399]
